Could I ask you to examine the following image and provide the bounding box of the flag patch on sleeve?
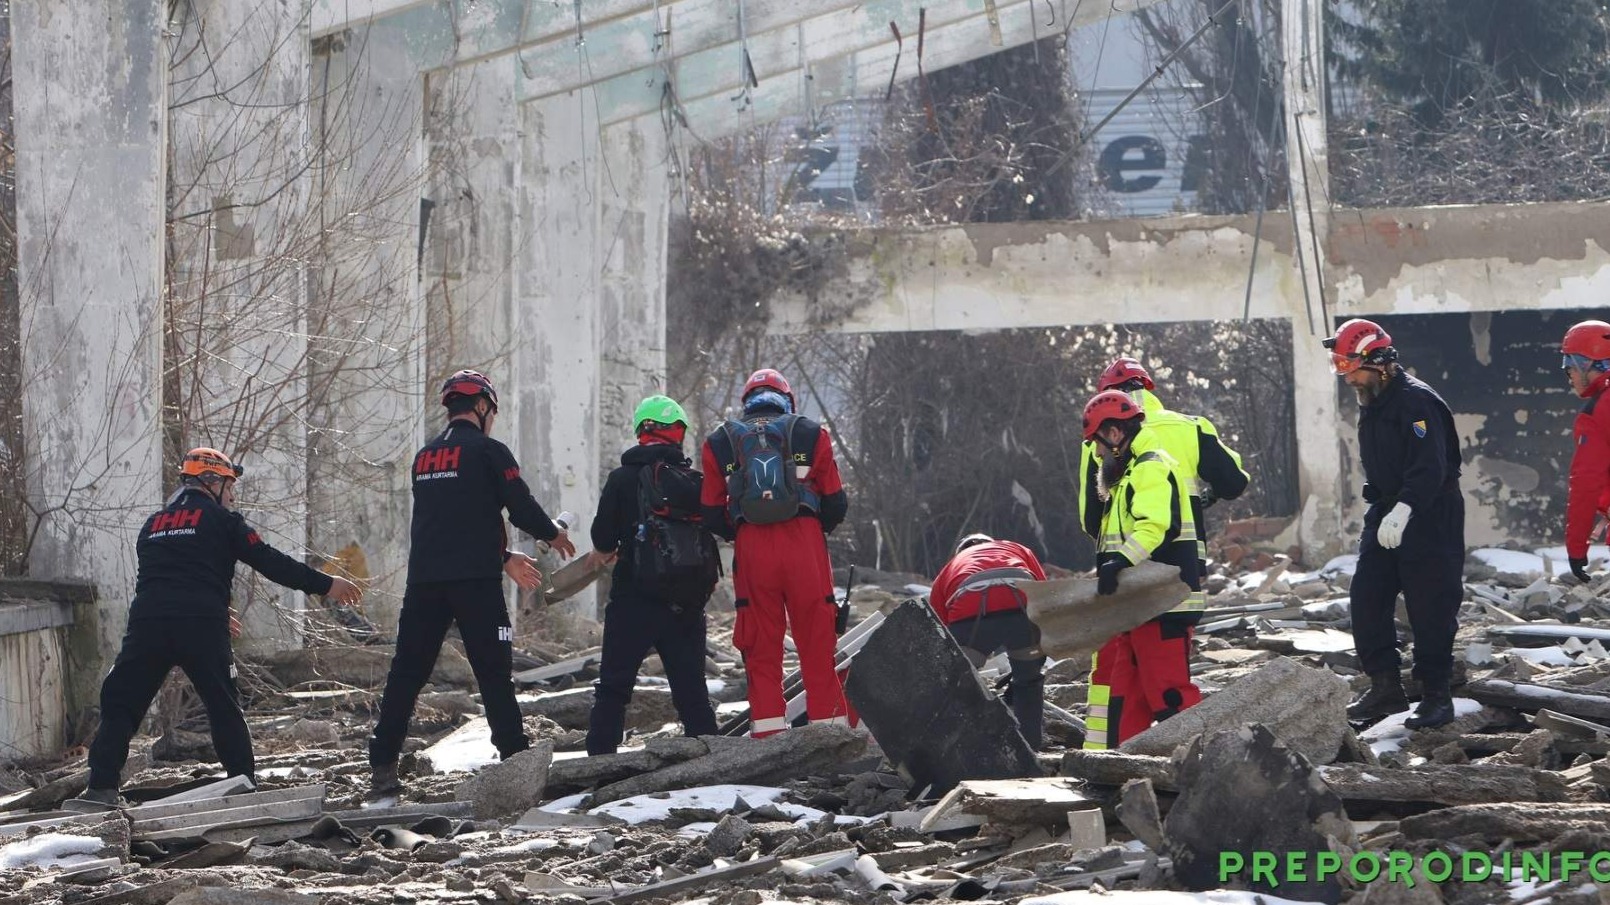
[1412,420,1427,438]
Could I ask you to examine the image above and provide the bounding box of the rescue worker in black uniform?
[583,395,719,755]
[1325,319,1463,729]
[368,370,576,795]
[81,448,362,807]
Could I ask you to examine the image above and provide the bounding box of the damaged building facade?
[8,0,1610,765]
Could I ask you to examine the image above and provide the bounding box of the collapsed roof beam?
[659,0,1166,141]
[311,0,652,66]
[516,0,1011,105]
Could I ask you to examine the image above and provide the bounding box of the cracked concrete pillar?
[1281,0,1345,561]
[597,118,671,481]
[13,1,168,668]
[518,93,604,619]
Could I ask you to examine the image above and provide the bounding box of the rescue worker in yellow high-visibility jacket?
[1078,357,1249,572]
[1078,390,1205,750]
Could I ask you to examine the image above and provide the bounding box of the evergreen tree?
[1332,0,1610,121]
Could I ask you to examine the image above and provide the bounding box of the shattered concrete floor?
[5,548,1610,905]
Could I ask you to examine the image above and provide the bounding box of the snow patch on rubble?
[1359,697,1484,756]
[1533,544,1610,566]
[579,784,870,828]
[1022,891,1325,905]
[1506,645,1577,667]
[631,676,729,693]
[1319,554,1358,577]
[589,784,790,823]
[0,833,102,870]
[540,792,591,813]
[421,717,499,773]
[1472,549,1547,577]
[904,584,932,596]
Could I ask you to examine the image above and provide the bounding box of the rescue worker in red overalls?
[1083,357,1249,574]
[701,369,850,737]
[927,534,1049,749]
[1561,320,1610,583]
[1079,390,1205,750]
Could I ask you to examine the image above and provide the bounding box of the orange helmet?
[1323,318,1395,375]
[180,447,243,482]
[1562,320,1610,362]
[1098,357,1154,392]
[1082,390,1145,441]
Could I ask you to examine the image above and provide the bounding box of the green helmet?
[633,395,688,433]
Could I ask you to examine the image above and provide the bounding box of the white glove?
[1376,501,1413,550]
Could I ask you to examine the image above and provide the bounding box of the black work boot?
[369,763,402,798]
[70,787,127,811]
[1347,670,1408,721]
[1405,684,1455,729]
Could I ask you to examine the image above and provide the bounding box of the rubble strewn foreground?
[5,549,1610,905]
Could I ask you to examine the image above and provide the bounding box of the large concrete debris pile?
[2,554,1610,904]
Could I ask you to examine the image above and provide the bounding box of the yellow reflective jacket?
[1084,447,1205,614]
[1076,390,1249,554]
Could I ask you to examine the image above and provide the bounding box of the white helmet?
[955,533,994,555]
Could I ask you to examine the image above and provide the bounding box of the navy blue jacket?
[408,420,560,584]
[131,487,333,623]
[1358,371,1462,515]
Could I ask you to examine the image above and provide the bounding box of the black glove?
[1199,486,1218,509]
[1097,558,1128,596]
[1570,557,1592,583]
[1361,483,1381,504]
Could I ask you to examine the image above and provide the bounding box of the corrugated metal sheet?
[781,99,884,214]
[0,626,67,761]
[1080,85,1208,218]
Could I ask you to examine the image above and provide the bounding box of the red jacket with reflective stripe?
[927,540,1047,625]
[1568,382,1610,558]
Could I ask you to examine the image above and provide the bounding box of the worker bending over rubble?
[1560,319,1610,584]
[584,395,720,754]
[1326,319,1463,729]
[369,370,576,797]
[927,533,1049,749]
[81,449,362,808]
[1087,356,1249,571]
[701,369,851,736]
[1079,390,1206,750]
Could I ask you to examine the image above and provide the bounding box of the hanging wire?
[1077,0,1238,146]
[1293,109,1330,327]
[732,0,759,109]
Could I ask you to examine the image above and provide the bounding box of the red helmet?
[440,369,498,412]
[1323,319,1394,375]
[742,368,795,409]
[1082,390,1145,441]
[1098,357,1154,392]
[1562,320,1610,361]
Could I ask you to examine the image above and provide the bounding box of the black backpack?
[630,459,721,613]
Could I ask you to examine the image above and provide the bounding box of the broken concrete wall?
[769,201,1610,559]
[1336,311,1581,551]
[12,0,168,671]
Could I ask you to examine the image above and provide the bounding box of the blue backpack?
[721,414,820,525]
